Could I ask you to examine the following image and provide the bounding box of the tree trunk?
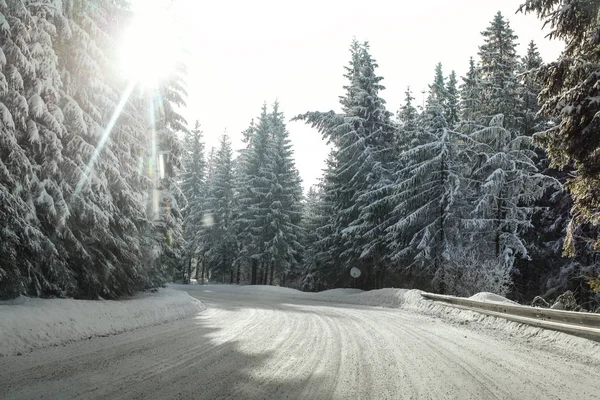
[258,263,264,286]
[263,263,269,285]
[187,258,192,284]
[230,268,234,284]
[194,259,200,280]
[201,264,205,284]
[438,153,446,294]
[251,260,257,285]
[282,273,286,287]
[236,264,241,284]
[269,261,275,286]
[496,192,503,258]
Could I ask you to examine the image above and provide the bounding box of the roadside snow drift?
[0,288,205,356]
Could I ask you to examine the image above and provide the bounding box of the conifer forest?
[1,0,599,310]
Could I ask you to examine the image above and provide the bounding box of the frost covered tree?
[0,0,186,299]
[235,102,304,286]
[203,134,238,283]
[426,62,447,111]
[299,153,340,289]
[462,115,559,286]
[519,0,600,256]
[180,121,206,282]
[396,87,421,152]
[295,40,396,289]
[445,71,460,129]
[264,102,304,285]
[519,40,545,137]
[299,185,328,290]
[459,57,483,129]
[477,12,522,130]
[385,106,466,290]
[0,3,56,296]
[236,105,274,284]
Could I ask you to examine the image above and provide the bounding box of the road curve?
[1,285,599,399]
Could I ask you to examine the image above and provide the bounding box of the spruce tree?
[520,1,600,255]
[445,71,460,129]
[181,121,206,281]
[426,62,447,111]
[459,57,483,129]
[477,12,522,130]
[519,41,544,137]
[295,40,395,289]
[396,87,420,152]
[204,134,237,283]
[0,0,186,298]
[385,106,466,290]
[264,102,304,285]
[236,105,274,284]
[463,115,559,276]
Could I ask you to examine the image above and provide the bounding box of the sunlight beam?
[74,81,136,197]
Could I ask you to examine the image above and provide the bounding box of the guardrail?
[421,292,600,342]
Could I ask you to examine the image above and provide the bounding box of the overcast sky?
[134,0,564,191]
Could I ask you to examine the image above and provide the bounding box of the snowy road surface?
[1,285,599,399]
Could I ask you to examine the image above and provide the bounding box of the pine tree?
[459,57,483,129]
[445,71,460,129]
[60,0,156,298]
[181,121,206,282]
[477,12,522,130]
[295,40,395,289]
[0,3,56,296]
[0,0,186,298]
[520,1,600,255]
[463,115,559,280]
[236,105,274,284]
[204,134,238,283]
[426,62,447,111]
[396,87,420,152]
[300,184,331,290]
[264,102,304,285]
[385,106,466,290]
[519,40,544,137]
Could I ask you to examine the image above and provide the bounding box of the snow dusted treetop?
[519,40,545,137]
[477,11,522,130]
[459,56,483,130]
[426,63,447,112]
[445,71,460,129]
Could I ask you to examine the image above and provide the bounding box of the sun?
[118,8,180,87]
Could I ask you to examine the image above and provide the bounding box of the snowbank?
[309,287,423,308]
[0,288,205,356]
[468,292,517,304]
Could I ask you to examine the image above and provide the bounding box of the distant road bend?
[1,285,600,399]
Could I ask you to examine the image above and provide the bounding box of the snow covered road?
[1,285,599,399]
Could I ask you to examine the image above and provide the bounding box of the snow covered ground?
[2,284,599,399]
[172,283,600,358]
[0,288,205,356]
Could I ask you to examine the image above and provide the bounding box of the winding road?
[1,285,599,399]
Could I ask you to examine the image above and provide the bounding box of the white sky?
[132,0,564,191]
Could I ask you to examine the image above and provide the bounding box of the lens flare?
[118,8,181,88]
